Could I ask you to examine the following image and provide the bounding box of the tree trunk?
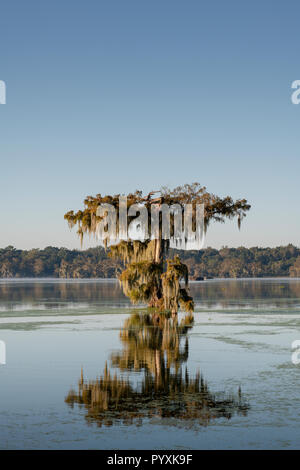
[154,238,162,263]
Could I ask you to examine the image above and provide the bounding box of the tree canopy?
[64,183,250,314]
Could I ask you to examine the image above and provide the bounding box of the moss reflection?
[65,312,249,427]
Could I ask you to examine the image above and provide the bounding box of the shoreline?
[1,276,300,281]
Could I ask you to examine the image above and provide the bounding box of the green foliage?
[161,256,193,313]
[178,243,299,279]
[64,183,251,243]
[119,260,163,306]
[0,245,120,278]
[1,244,299,280]
[64,183,250,313]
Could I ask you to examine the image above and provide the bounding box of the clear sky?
[0,0,300,250]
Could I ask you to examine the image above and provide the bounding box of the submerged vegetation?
[64,183,250,313]
[65,311,249,426]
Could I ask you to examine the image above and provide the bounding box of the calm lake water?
[1,278,300,449]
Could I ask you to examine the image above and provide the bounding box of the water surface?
[0,278,300,449]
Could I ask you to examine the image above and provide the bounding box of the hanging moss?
[64,183,250,313]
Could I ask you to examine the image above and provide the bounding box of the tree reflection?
[2,279,300,310]
[65,312,249,427]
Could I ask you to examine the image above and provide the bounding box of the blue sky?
[0,0,300,249]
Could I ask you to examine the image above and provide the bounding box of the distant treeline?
[1,244,300,279]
